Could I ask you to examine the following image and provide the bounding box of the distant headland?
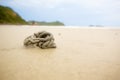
[0,5,64,26]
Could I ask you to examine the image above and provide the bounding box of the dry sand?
[0,25,120,80]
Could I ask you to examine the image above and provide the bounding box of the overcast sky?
[0,0,120,26]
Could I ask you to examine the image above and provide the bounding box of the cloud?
[6,0,110,8]
[1,0,120,25]
[8,0,120,13]
[0,0,109,8]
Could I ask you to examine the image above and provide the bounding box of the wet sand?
[0,25,120,80]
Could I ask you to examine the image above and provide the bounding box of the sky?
[0,0,120,26]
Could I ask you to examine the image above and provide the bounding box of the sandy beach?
[0,25,120,80]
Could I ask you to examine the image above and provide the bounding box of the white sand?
[0,25,120,80]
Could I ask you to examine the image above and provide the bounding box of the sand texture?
[0,25,120,80]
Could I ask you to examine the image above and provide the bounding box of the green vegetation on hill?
[28,21,64,26]
[0,5,27,24]
[0,5,64,26]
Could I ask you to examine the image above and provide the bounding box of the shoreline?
[0,25,120,29]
